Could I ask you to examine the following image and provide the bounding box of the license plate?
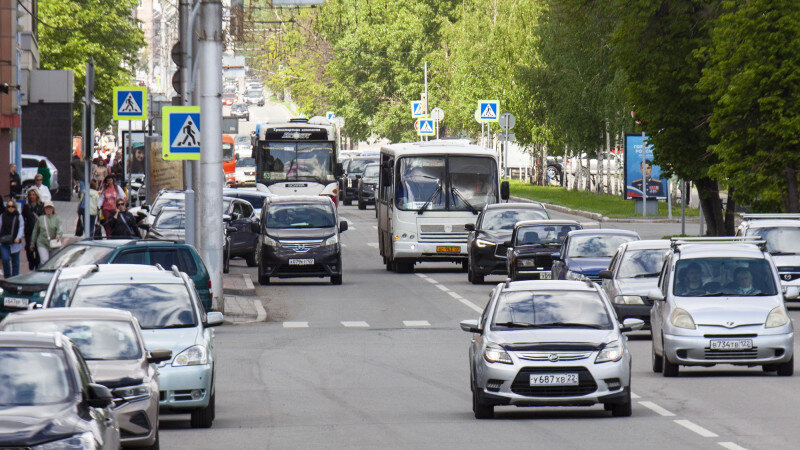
[289,259,314,266]
[436,246,460,253]
[710,339,753,351]
[285,183,308,188]
[537,272,552,280]
[3,297,29,308]
[530,373,579,386]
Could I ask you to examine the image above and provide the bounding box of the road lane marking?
[415,273,428,278]
[458,298,483,313]
[341,321,369,328]
[283,321,309,328]
[367,242,378,247]
[631,392,640,399]
[403,320,430,327]
[372,225,378,230]
[421,275,484,313]
[447,291,462,299]
[435,284,450,292]
[424,278,438,284]
[718,443,748,450]
[638,401,675,417]
[674,420,718,438]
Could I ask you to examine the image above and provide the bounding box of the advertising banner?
[624,133,667,200]
[146,135,184,204]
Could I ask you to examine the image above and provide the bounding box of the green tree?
[699,0,800,212]
[38,0,144,133]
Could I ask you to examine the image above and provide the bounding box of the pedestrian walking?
[92,157,108,187]
[107,200,140,238]
[9,163,21,199]
[98,175,125,236]
[37,160,51,188]
[21,189,43,270]
[0,199,24,278]
[30,202,62,264]
[30,174,51,202]
[76,180,99,237]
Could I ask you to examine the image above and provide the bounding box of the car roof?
[59,264,185,285]
[485,202,546,211]
[74,238,139,248]
[3,307,136,323]
[743,219,800,228]
[568,229,640,237]
[503,280,598,292]
[0,331,66,349]
[621,239,671,250]
[267,195,333,205]
[515,219,580,228]
[677,243,766,259]
[223,188,271,197]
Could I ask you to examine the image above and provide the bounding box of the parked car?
[339,156,378,205]
[0,308,171,448]
[356,163,379,210]
[465,202,550,284]
[257,195,347,285]
[21,154,59,193]
[736,213,800,288]
[507,220,582,281]
[598,239,670,327]
[42,264,224,428]
[231,102,250,121]
[0,331,120,448]
[649,237,795,377]
[460,280,643,419]
[552,229,641,283]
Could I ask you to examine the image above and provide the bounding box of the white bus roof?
[255,119,335,140]
[380,140,496,158]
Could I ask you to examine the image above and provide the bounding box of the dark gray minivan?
[257,195,347,285]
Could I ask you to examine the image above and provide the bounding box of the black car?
[357,163,379,210]
[257,195,347,285]
[223,197,262,270]
[339,156,378,205]
[506,220,582,281]
[0,332,120,449]
[465,202,550,284]
[231,102,249,121]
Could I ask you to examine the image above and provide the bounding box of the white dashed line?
[341,321,370,328]
[415,273,428,278]
[435,284,451,292]
[367,242,378,248]
[674,420,718,438]
[447,291,462,299]
[283,321,309,328]
[423,278,438,284]
[718,442,748,450]
[638,401,675,417]
[403,320,430,327]
[421,275,483,313]
[372,225,378,230]
[457,298,483,313]
[631,392,640,399]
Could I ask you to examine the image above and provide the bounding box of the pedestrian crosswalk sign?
[162,106,201,160]
[417,118,435,136]
[113,86,147,121]
[478,100,499,122]
[411,101,426,118]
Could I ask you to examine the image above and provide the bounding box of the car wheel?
[190,392,215,428]
[461,260,469,272]
[777,357,794,376]
[662,338,679,377]
[257,254,270,285]
[469,267,484,285]
[651,340,663,373]
[610,389,632,417]
[245,251,258,267]
[331,274,343,285]
[472,387,494,419]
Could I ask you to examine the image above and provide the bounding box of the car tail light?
[208,280,212,300]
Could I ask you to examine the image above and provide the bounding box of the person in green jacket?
[37,159,51,188]
[30,201,62,264]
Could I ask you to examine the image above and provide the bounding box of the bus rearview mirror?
[500,181,510,201]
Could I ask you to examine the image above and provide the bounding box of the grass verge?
[509,180,700,218]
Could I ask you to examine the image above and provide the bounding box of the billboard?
[624,133,667,200]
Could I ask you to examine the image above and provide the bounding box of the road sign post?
[162,106,201,160]
[499,112,515,178]
[430,107,444,139]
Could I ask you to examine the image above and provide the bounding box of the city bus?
[253,117,339,203]
[223,134,236,186]
[376,140,509,273]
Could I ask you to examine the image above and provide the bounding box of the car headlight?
[0,287,4,296]
[517,258,536,267]
[766,306,790,328]
[566,270,585,281]
[263,235,279,247]
[33,432,96,450]
[113,384,150,400]
[475,238,495,248]
[669,308,696,329]
[483,345,513,364]
[172,345,208,366]
[614,295,645,305]
[323,234,339,246]
[595,340,623,363]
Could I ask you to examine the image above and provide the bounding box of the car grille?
[1,283,47,297]
[777,267,800,281]
[282,240,323,252]
[511,366,597,397]
[419,224,469,243]
[703,348,759,360]
[516,351,592,362]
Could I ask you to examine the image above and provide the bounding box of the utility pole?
[197,0,224,304]
[179,0,195,248]
[82,58,95,237]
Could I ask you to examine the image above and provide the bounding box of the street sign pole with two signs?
[113,86,148,188]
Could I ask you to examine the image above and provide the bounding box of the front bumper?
[663,330,794,365]
[394,240,466,262]
[471,246,506,276]
[262,244,342,278]
[157,364,213,411]
[113,387,159,446]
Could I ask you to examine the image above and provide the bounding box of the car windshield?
[396,156,498,211]
[69,283,197,329]
[492,290,612,329]
[515,224,580,245]
[266,203,335,228]
[151,196,184,216]
[154,210,185,230]
[747,227,800,255]
[0,348,72,405]
[482,209,549,232]
[238,157,255,167]
[347,159,376,174]
[617,248,669,278]
[39,245,115,271]
[4,320,141,360]
[673,258,778,297]
[363,165,379,178]
[568,234,638,258]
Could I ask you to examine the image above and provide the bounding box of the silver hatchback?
[461,280,643,419]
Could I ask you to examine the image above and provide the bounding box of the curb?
[510,196,698,224]
[222,273,256,296]
[222,296,268,325]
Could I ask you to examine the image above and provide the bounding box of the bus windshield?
[258,141,334,184]
[223,142,234,162]
[395,156,498,212]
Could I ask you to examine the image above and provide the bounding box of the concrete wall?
[21,102,73,200]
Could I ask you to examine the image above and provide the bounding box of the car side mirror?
[500,180,510,201]
[206,311,224,327]
[647,288,665,301]
[147,348,172,364]
[784,286,800,300]
[339,220,348,232]
[459,319,482,334]
[86,383,113,408]
[464,223,475,232]
[598,269,613,279]
[619,318,645,333]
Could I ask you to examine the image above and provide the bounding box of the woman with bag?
[21,189,43,269]
[0,199,24,278]
[98,175,125,236]
[30,202,62,264]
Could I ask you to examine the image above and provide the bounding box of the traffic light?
[171,42,184,103]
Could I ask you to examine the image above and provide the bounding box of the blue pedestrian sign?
[411,101,426,118]
[326,111,336,121]
[417,118,435,137]
[113,86,147,121]
[478,100,499,122]
[162,106,201,160]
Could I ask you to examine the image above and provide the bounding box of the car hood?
[140,327,201,362]
[87,359,147,387]
[2,270,54,288]
[674,296,782,327]
[566,257,612,274]
[616,278,659,295]
[490,329,616,349]
[0,403,80,446]
[267,227,336,240]
[478,230,512,244]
